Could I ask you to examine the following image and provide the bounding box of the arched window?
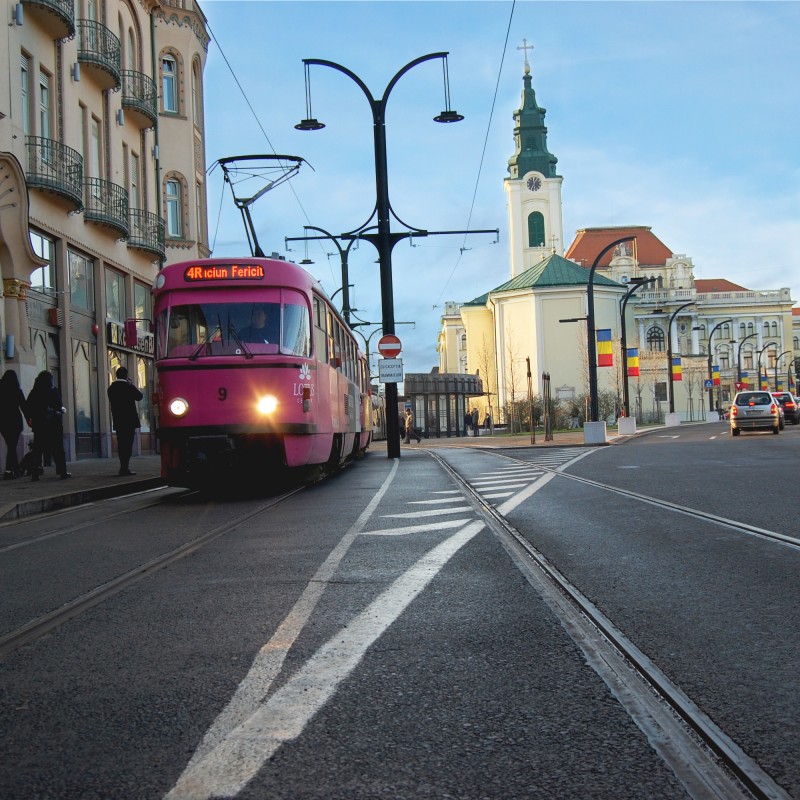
[527,212,545,248]
[771,321,778,337]
[657,275,664,289]
[747,322,754,335]
[165,178,183,237]
[162,54,178,113]
[646,326,665,352]
[764,321,769,335]
[740,323,746,337]
[192,58,202,126]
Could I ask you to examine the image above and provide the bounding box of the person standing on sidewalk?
[0,370,27,479]
[472,407,479,437]
[26,370,70,481]
[107,367,142,476]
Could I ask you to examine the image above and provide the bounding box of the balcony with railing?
[76,19,121,90]
[128,209,165,258]
[25,136,83,210]
[84,178,128,238]
[22,0,75,39]
[121,71,158,129]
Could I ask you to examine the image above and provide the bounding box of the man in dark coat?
[107,366,142,476]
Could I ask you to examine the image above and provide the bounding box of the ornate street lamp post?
[295,53,465,458]
[701,319,732,413]
[586,236,636,422]
[619,277,649,418]
[775,350,791,392]
[285,226,360,325]
[666,301,695,414]
[736,331,758,384]
[756,341,777,389]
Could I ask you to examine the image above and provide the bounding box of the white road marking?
[164,519,485,800]
[410,497,470,505]
[482,492,514,499]
[363,519,473,536]
[165,459,400,797]
[383,506,473,518]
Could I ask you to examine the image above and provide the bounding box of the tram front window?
[158,297,311,359]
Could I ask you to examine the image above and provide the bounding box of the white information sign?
[378,357,404,383]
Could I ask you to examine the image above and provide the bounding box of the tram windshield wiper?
[188,324,221,360]
[227,322,254,359]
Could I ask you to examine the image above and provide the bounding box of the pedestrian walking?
[107,366,143,476]
[403,408,421,443]
[25,370,69,480]
[464,411,472,437]
[483,411,492,432]
[0,370,27,479]
[472,407,479,437]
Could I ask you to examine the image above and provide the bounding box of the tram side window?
[313,296,327,362]
[282,301,311,357]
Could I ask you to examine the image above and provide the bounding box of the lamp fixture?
[116,109,124,126]
[433,56,464,123]
[72,63,81,82]
[14,3,23,25]
[295,62,326,131]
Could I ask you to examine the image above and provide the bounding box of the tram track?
[0,485,305,662]
[493,449,800,551]
[429,449,791,800]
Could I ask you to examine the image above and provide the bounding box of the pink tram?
[152,256,372,487]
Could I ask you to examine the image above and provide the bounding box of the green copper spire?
[507,44,558,179]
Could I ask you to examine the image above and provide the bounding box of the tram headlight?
[169,397,189,417]
[257,394,278,415]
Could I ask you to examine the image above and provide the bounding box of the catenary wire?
[435,0,515,305]
[203,17,337,285]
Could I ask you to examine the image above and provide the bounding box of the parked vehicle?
[729,390,781,435]
[771,392,800,424]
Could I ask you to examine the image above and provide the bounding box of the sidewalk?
[0,455,164,522]
[0,427,631,522]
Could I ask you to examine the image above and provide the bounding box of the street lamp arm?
[302,58,377,106]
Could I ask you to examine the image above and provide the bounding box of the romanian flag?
[627,348,639,377]
[712,365,720,386]
[596,329,613,367]
[741,371,749,389]
[760,375,770,390]
[776,378,784,391]
[671,357,682,381]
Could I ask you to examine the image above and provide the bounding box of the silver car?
[730,390,781,435]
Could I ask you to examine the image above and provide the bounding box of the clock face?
[526,176,542,192]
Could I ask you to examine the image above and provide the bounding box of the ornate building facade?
[0,0,209,461]
[438,48,797,425]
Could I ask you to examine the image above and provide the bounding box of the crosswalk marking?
[363,519,473,536]
[382,506,473,518]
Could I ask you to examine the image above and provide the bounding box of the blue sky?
[200,1,800,374]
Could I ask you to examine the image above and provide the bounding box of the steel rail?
[429,450,791,800]
[0,487,304,662]
[491,449,800,552]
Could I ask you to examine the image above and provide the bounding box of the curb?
[0,477,166,522]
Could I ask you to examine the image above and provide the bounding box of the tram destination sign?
[184,264,265,282]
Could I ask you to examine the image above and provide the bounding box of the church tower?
[504,42,564,277]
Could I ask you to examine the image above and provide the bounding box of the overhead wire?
[203,17,337,285]
[435,0,516,305]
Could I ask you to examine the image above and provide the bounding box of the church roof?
[491,253,621,293]
[695,278,750,293]
[462,291,490,307]
[565,226,673,268]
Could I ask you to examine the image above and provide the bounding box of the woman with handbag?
[26,370,70,481]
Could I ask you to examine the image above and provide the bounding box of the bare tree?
[503,328,524,433]
[474,334,497,427]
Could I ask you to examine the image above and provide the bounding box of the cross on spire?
[517,39,534,74]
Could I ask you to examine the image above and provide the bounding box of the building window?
[39,71,50,138]
[527,212,545,248]
[747,322,754,336]
[646,326,665,352]
[134,282,151,330]
[165,179,182,237]
[69,250,95,311]
[162,55,177,113]
[20,55,30,136]
[196,181,204,243]
[30,230,56,295]
[130,151,140,209]
[192,59,201,126]
[105,269,125,322]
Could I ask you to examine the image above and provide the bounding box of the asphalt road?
[1,422,797,799]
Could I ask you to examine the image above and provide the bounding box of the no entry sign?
[377,334,402,358]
